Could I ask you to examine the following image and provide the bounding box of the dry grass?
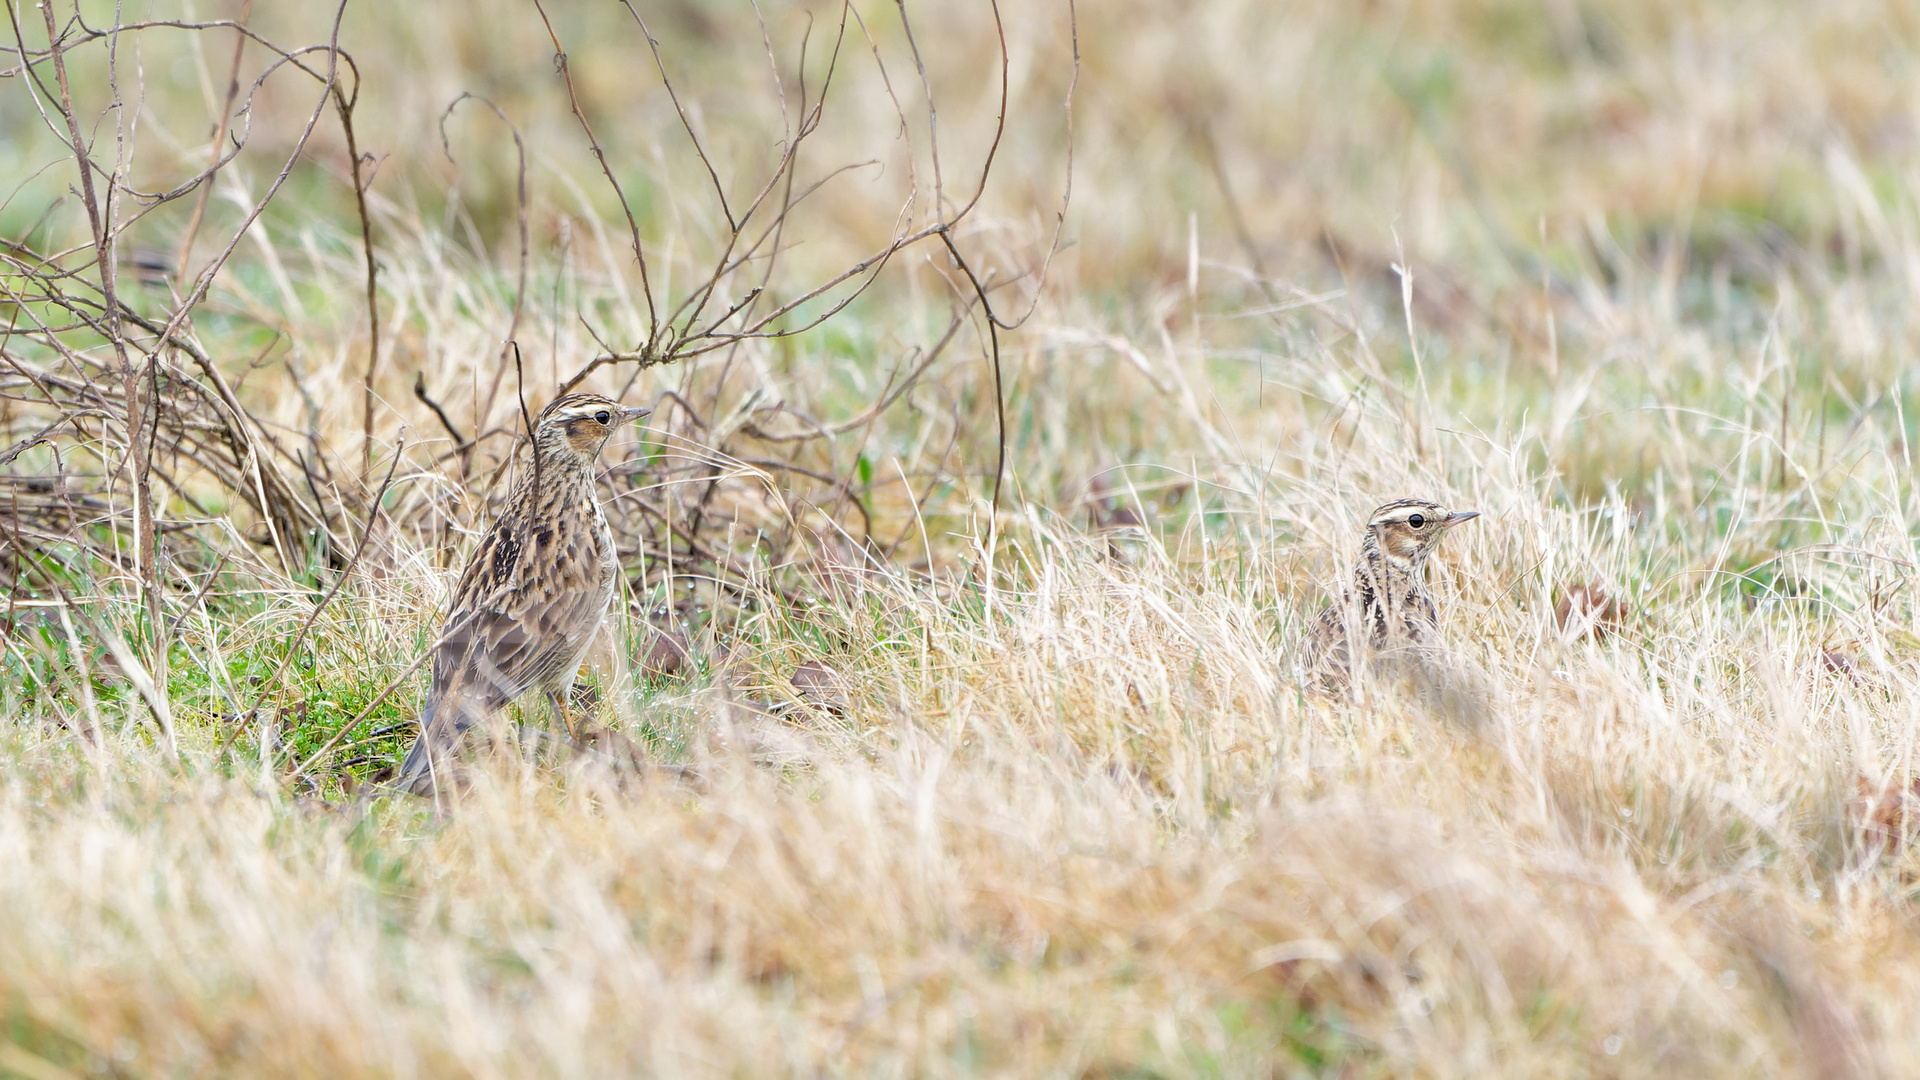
[4,0,1920,1075]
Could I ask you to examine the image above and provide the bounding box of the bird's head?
[534,392,651,467]
[1365,498,1479,568]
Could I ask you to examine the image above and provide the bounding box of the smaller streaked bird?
[1303,497,1479,696]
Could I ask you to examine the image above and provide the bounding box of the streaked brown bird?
[397,392,649,795]
[1303,497,1479,696]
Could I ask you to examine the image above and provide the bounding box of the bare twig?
[619,1,733,229]
[173,0,252,280]
[333,67,383,477]
[439,93,531,443]
[531,0,657,335]
[510,340,539,503]
[33,1,152,618]
[414,373,468,446]
[894,0,944,213]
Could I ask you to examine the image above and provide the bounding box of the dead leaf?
[1554,583,1627,641]
[791,659,849,715]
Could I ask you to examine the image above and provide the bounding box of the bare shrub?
[0,1,1077,768]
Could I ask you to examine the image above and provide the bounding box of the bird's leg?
[548,691,578,741]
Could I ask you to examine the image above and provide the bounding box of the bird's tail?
[396,696,472,797]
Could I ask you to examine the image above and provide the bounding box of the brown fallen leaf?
[1854,773,1920,859]
[790,659,849,715]
[1554,583,1627,640]
[709,643,752,690]
[576,725,648,770]
[639,624,692,679]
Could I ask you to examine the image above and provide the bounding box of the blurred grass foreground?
[5,0,1920,1075]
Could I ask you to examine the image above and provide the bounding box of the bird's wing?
[431,511,607,705]
[433,516,533,703]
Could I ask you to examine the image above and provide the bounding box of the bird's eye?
[594,410,611,425]
[1408,513,1426,528]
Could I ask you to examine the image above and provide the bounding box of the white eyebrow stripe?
[1367,504,1446,525]
[553,403,616,420]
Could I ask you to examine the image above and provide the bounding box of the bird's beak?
[1443,510,1481,528]
[621,406,652,424]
